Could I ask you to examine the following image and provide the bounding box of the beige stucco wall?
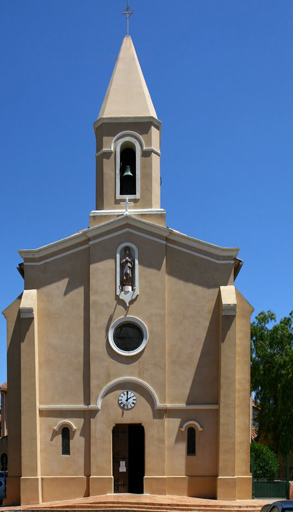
[4,220,252,504]
[25,248,90,407]
[95,121,161,212]
[89,229,167,405]
[217,288,253,500]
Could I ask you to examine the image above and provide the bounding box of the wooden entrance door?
[112,424,144,494]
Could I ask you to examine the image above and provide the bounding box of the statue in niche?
[121,248,134,290]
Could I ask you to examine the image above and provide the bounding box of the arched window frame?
[116,242,139,305]
[180,420,203,458]
[115,136,141,200]
[53,420,77,457]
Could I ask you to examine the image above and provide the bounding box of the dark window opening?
[62,427,70,456]
[1,453,8,471]
[113,322,143,352]
[187,427,196,456]
[120,147,136,196]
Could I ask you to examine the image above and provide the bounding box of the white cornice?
[19,214,238,265]
[94,116,161,130]
[39,403,218,411]
[19,232,88,261]
[168,230,239,258]
[89,228,166,247]
[22,244,89,266]
[39,405,100,411]
[87,214,168,241]
[90,208,166,217]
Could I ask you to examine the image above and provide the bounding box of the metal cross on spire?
[122,0,134,36]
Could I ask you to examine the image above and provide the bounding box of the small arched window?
[187,427,196,456]
[61,427,70,456]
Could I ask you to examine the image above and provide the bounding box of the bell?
[122,165,134,178]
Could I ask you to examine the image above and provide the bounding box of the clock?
[118,391,137,410]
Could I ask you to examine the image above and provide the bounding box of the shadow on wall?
[166,244,234,289]
[185,296,220,405]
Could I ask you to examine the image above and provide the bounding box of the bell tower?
[90,36,166,227]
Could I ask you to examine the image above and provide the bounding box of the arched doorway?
[112,424,145,494]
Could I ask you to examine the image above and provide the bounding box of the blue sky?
[1,0,293,383]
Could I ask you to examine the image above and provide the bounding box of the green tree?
[251,310,293,456]
[251,443,279,479]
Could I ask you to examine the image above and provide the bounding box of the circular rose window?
[108,317,148,356]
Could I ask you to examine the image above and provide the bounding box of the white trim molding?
[90,208,166,217]
[112,132,144,152]
[180,420,204,432]
[53,420,77,433]
[39,403,217,411]
[39,405,100,411]
[111,131,161,156]
[116,137,141,200]
[94,116,162,130]
[96,148,113,157]
[116,242,139,305]
[96,377,218,411]
[95,130,161,157]
[97,377,159,410]
[108,317,148,357]
[19,215,239,267]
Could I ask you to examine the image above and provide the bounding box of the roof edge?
[18,215,239,264]
[94,116,161,130]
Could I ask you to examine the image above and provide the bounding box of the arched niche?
[116,242,139,305]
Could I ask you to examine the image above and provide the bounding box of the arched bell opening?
[120,144,136,196]
[115,136,140,200]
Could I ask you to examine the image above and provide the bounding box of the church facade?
[2,36,252,506]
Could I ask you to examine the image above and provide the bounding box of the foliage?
[251,443,279,479]
[251,310,293,456]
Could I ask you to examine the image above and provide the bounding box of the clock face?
[118,391,137,410]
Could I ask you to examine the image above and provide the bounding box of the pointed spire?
[98,37,158,120]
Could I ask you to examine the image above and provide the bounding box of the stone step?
[7,495,268,512]
[25,510,260,512]
[26,506,261,512]
[30,502,261,510]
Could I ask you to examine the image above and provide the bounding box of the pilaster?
[20,290,42,505]
[217,286,252,500]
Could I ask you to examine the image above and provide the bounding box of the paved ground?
[1,493,272,511]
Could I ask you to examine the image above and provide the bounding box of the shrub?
[251,443,279,479]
